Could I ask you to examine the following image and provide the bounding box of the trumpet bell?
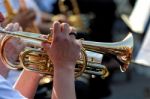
[82,33,133,72]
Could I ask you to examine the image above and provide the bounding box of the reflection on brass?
[81,33,133,72]
[0,28,134,78]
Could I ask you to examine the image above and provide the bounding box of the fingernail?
[54,21,60,26]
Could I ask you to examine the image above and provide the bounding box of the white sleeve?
[0,75,27,99]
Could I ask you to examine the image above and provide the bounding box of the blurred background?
[0,0,150,99]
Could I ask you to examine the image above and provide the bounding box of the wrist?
[53,64,75,74]
[23,69,43,79]
[54,63,75,70]
[53,65,75,81]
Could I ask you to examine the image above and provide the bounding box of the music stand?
[121,0,150,34]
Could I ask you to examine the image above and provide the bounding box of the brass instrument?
[3,0,39,33]
[68,0,84,30]
[52,0,88,32]
[3,0,16,22]
[0,28,133,78]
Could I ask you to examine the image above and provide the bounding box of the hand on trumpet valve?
[1,23,25,64]
[42,21,81,69]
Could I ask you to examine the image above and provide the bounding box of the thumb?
[52,21,61,41]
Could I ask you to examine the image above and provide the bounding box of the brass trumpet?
[0,28,133,78]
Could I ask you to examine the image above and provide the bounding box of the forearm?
[52,65,76,99]
[13,70,41,99]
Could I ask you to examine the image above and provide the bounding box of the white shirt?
[0,75,26,99]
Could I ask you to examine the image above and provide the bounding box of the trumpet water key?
[0,28,133,78]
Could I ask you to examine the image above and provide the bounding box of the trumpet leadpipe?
[0,28,47,42]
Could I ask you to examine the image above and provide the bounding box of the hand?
[0,23,24,77]
[3,10,36,30]
[14,10,36,30]
[42,21,81,69]
[3,23,25,63]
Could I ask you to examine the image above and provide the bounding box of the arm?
[1,23,42,99]
[52,64,76,99]
[14,21,78,99]
[13,70,41,99]
[42,21,80,99]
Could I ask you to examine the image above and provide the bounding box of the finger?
[12,23,20,31]
[53,21,61,39]
[76,40,82,48]
[61,23,70,35]
[5,23,14,31]
[19,26,23,31]
[69,32,77,40]
[76,40,82,59]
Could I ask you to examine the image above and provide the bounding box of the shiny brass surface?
[0,28,133,78]
[81,33,133,72]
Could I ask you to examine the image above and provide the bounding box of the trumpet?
[0,28,133,78]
